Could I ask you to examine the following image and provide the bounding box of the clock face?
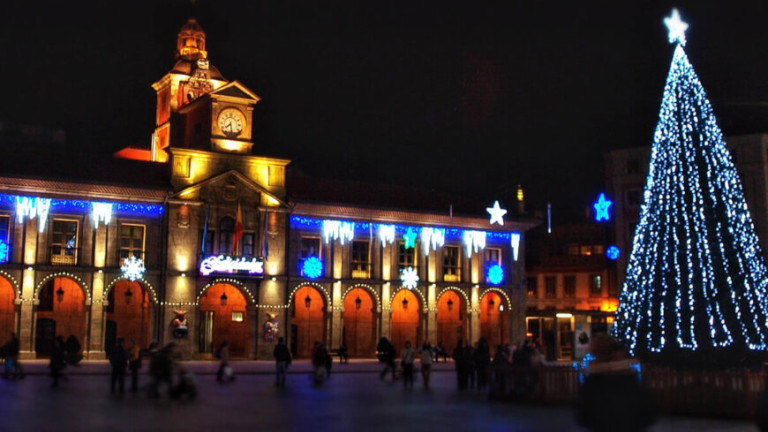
[218,108,245,138]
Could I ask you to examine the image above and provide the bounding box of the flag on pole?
[261,210,269,259]
[233,202,244,255]
[201,203,211,255]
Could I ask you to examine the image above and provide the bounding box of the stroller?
[170,365,198,399]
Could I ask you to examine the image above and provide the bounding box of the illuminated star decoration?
[400,266,419,290]
[403,227,417,249]
[0,239,7,263]
[593,193,612,222]
[664,8,688,46]
[121,256,146,282]
[486,201,507,226]
[302,256,323,279]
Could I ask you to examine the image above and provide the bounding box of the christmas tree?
[613,9,768,369]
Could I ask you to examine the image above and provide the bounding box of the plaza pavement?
[0,358,760,432]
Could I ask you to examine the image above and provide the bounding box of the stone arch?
[288,282,331,311]
[480,287,512,310]
[198,278,255,305]
[389,288,426,312]
[342,286,377,358]
[291,284,328,358]
[198,282,251,358]
[390,289,423,352]
[105,277,159,304]
[0,275,16,339]
[479,289,510,349]
[342,283,380,311]
[436,287,469,354]
[34,275,88,357]
[103,279,156,354]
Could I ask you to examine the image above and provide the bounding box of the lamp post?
[305,293,311,358]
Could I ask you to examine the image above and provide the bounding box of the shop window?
[398,242,417,271]
[443,246,461,282]
[351,240,370,278]
[119,224,145,262]
[545,276,556,298]
[50,219,78,265]
[564,275,576,298]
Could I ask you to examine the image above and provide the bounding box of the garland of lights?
[613,10,768,357]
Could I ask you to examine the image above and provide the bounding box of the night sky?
[2,1,768,222]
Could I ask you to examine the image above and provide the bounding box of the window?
[564,275,576,298]
[351,240,370,278]
[231,311,244,322]
[443,246,461,282]
[567,244,579,256]
[626,189,643,208]
[398,242,417,271]
[485,247,501,266]
[590,274,602,297]
[300,237,321,260]
[50,219,78,265]
[241,233,254,257]
[592,245,604,255]
[580,245,593,256]
[526,277,538,297]
[218,217,234,255]
[0,215,9,263]
[119,224,145,261]
[545,276,556,298]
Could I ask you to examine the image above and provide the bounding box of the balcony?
[50,246,78,266]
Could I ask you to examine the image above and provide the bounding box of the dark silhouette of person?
[109,337,128,394]
[215,340,233,382]
[453,339,469,390]
[49,335,67,388]
[473,338,491,391]
[128,338,142,392]
[273,337,292,387]
[64,334,82,366]
[377,337,397,381]
[1,332,23,379]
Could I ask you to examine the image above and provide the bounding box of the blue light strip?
[290,215,514,241]
[0,193,164,217]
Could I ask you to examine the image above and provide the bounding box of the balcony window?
[218,217,234,255]
[443,246,461,282]
[564,275,576,298]
[545,276,556,298]
[119,224,145,262]
[526,277,538,298]
[590,274,603,297]
[351,240,370,279]
[50,219,78,265]
[398,242,417,272]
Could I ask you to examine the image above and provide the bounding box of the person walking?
[49,335,67,388]
[273,337,292,387]
[128,338,142,393]
[215,340,233,383]
[2,332,23,379]
[312,342,329,383]
[418,341,434,388]
[109,337,128,395]
[400,341,415,388]
[377,337,397,381]
[453,339,469,390]
[473,337,491,391]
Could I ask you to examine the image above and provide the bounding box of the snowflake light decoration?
[121,256,146,282]
[302,256,323,279]
[400,266,419,290]
[487,264,504,285]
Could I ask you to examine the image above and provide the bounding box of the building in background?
[605,133,768,288]
[0,18,535,360]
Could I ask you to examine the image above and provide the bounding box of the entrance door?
[35,318,56,357]
[199,311,214,354]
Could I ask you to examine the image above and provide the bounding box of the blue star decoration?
[664,8,688,46]
[593,193,612,222]
[403,227,417,249]
[486,201,507,226]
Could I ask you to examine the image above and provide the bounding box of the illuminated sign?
[200,255,265,276]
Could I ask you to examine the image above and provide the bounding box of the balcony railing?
[50,246,78,266]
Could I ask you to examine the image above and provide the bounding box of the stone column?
[329,281,342,350]
[18,268,35,359]
[470,285,481,343]
[86,271,106,359]
[380,282,391,339]
[426,283,437,344]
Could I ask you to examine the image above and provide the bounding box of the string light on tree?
[613,9,768,364]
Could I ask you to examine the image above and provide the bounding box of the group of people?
[374,337,443,389]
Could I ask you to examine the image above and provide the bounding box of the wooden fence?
[489,363,766,419]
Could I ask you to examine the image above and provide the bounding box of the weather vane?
[664,8,688,46]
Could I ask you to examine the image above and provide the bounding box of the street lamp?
[355,296,362,310]
[489,298,495,310]
[305,294,312,309]
[220,292,228,306]
[447,297,454,312]
[125,287,133,305]
[56,287,64,303]
[402,297,408,310]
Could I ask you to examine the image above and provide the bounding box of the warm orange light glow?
[113,147,153,162]
[600,300,619,312]
[606,316,615,324]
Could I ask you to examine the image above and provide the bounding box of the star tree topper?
[486,201,507,226]
[664,8,688,46]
